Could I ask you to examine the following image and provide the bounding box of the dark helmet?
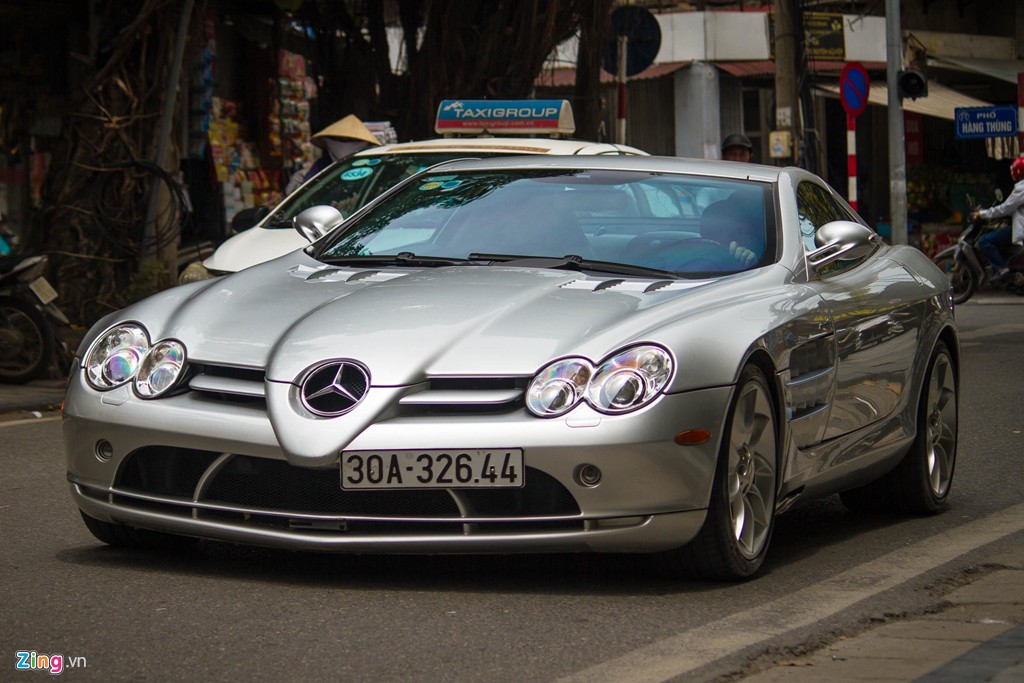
[1012,156,1024,182]
[722,133,753,151]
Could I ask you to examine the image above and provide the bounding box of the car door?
[797,181,923,440]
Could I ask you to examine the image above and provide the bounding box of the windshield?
[317,169,776,276]
[262,152,501,228]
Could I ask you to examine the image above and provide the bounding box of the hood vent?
[560,278,692,293]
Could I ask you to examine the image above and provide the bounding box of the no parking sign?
[840,62,870,118]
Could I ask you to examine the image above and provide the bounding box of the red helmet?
[1012,157,1024,181]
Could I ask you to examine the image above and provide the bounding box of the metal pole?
[886,0,907,245]
[774,0,801,163]
[142,0,195,259]
[616,35,627,145]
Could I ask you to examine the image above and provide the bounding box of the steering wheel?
[626,236,736,273]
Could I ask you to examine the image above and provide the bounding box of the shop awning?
[535,62,690,88]
[715,60,887,78]
[817,80,991,121]
[930,57,1024,85]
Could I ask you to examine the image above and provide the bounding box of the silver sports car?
[64,156,958,580]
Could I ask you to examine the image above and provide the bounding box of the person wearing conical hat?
[285,114,382,193]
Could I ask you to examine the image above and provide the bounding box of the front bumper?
[64,373,733,554]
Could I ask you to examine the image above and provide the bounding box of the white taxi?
[182,100,646,282]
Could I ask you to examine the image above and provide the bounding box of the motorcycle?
[0,251,71,383]
[932,196,1024,305]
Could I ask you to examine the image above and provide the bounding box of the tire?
[932,255,976,305]
[657,365,778,580]
[0,295,55,384]
[80,510,199,550]
[840,341,957,515]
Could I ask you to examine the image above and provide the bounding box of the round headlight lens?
[587,345,673,413]
[85,324,150,390]
[134,340,187,398]
[526,358,592,417]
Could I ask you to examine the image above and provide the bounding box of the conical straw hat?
[311,115,381,148]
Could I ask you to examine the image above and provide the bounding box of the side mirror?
[807,220,883,271]
[995,188,1004,202]
[230,206,270,234]
[293,205,344,243]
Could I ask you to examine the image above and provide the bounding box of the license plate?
[341,449,524,489]
[28,277,58,305]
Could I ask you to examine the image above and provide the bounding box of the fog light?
[94,440,114,462]
[575,463,602,487]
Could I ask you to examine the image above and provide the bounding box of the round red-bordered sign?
[840,62,870,118]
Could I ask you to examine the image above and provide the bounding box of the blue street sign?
[955,105,1018,139]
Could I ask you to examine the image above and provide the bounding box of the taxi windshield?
[262,152,499,228]
[317,169,776,276]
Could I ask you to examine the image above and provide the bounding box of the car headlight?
[526,345,673,417]
[587,346,673,413]
[526,358,592,417]
[134,340,187,398]
[85,324,150,390]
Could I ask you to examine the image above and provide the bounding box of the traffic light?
[897,69,928,100]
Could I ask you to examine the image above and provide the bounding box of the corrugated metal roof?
[535,61,691,88]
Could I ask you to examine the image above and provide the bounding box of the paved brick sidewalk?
[739,555,1024,682]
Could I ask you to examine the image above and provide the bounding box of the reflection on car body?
[65,155,959,580]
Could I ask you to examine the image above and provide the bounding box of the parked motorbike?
[932,198,1024,305]
[0,252,70,383]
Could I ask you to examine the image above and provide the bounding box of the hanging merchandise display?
[207,97,282,227]
[270,50,318,184]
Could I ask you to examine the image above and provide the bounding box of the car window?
[320,169,776,277]
[797,181,850,250]
[261,152,502,228]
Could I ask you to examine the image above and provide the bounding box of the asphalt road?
[1,300,1022,682]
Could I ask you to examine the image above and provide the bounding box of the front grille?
[109,447,583,534]
[188,363,267,405]
[204,455,461,516]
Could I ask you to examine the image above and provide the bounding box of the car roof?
[355,137,648,157]
[410,154,786,183]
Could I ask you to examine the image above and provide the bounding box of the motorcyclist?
[969,156,1024,283]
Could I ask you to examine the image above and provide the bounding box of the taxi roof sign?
[435,100,576,137]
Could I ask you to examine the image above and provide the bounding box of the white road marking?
[0,415,62,428]
[557,502,1024,683]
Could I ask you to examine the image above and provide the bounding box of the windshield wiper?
[321,252,470,267]
[467,253,682,280]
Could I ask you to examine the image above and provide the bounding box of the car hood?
[135,255,720,386]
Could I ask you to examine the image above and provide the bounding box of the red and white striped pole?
[847,113,858,211]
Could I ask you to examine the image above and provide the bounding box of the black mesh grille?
[111,450,581,526]
[203,455,462,516]
[118,448,221,498]
[462,469,580,516]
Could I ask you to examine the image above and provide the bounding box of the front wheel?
[932,254,976,305]
[657,365,778,580]
[0,295,54,384]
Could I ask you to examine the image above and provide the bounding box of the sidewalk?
[738,547,1024,682]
